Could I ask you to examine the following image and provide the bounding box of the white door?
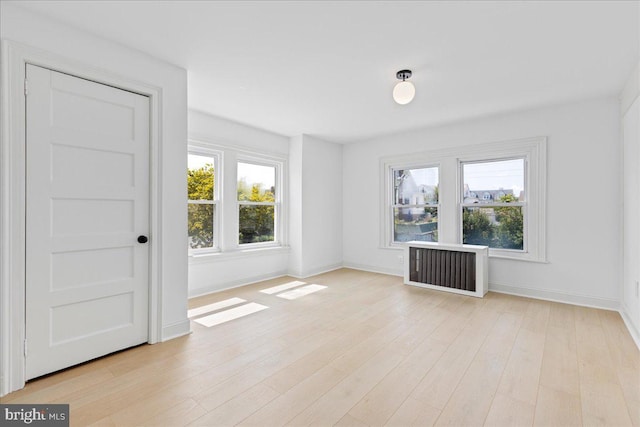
[25,64,150,379]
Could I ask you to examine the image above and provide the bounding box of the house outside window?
[391,166,439,243]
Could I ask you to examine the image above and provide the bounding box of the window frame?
[459,156,528,254]
[389,164,440,246]
[236,156,283,249]
[187,146,222,255]
[381,137,546,262]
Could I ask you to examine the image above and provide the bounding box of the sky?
[404,159,524,196]
[463,158,524,195]
[188,153,213,170]
[237,162,275,189]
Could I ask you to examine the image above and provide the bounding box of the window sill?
[488,251,548,263]
[386,243,547,263]
[188,245,290,264]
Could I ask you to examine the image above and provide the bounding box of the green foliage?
[498,193,518,203]
[494,194,523,249]
[188,164,214,200]
[462,194,524,250]
[187,163,215,249]
[463,208,494,246]
[238,179,275,244]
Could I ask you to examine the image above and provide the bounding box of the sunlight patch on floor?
[260,280,307,295]
[276,284,327,300]
[192,303,269,327]
[188,297,247,318]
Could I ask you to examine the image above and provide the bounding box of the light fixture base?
[396,70,412,80]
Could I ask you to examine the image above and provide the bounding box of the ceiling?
[10,1,639,143]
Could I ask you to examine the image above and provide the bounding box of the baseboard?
[619,305,640,351]
[188,270,289,299]
[489,282,620,311]
[161,319,191,341]
[341,262,403,277]
[288,263,343,279]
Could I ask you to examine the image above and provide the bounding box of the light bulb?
[393,80,415,105]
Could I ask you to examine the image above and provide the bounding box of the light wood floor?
[3,269,639,426]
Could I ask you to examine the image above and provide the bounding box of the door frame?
[1,40,164,395]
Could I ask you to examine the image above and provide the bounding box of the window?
[461,158,525,250]
[187,151,219,252]
[237,161,277,245]
[392,166,439,243]
[187,140,287,259]
[382,137,546,262]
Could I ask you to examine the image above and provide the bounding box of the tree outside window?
[187,153,217,251]
[237,162,276,244]
[461,158,525,250]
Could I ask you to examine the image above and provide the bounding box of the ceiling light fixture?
[393,69,415,105]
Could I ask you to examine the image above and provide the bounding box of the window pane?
[188,203,214,249]
[393,207,438,242]
[462,159,524,203]
[239,205,275,244]
[188,154,215,201]
[462,206,523,250]
[237,162,275,202]
[393,167,438,205]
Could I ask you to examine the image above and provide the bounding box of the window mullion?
[237,201,276,206]
[188,200,217,205]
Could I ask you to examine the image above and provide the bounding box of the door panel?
[25,64,150,379]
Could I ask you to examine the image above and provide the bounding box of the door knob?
[137,235,149,244]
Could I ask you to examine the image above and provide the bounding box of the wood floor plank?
[483,392,535,427]
[143,398,208,427]
[615,365,640,426]
[533,385,582,426]
[188,383,280,426]
[520,298,550,335]
[285,345,406,426]
[408,307,500,410]
[575,315,634,426]
[539,325,580,395]
[580,378,633,426]
[347,337,448,425]
[335,413,369,427]
[434,312,522,426]
[385,397,441,427]
[497,328,546,405]
[548,301,576,330]
[238,366,348,426]
[193,327,340,411]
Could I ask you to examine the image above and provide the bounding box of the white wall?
[289,136,304,275]
[189,110,290,155]
[0,3,189,338]
[343,97,622,308]
[187,116,343,294]
[289,135,343,277]
[187,110,291,297]
[621,65,640,347]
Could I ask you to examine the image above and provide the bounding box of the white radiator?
[404,241,489,298]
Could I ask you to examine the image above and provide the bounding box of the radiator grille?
[409,247,476,292]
